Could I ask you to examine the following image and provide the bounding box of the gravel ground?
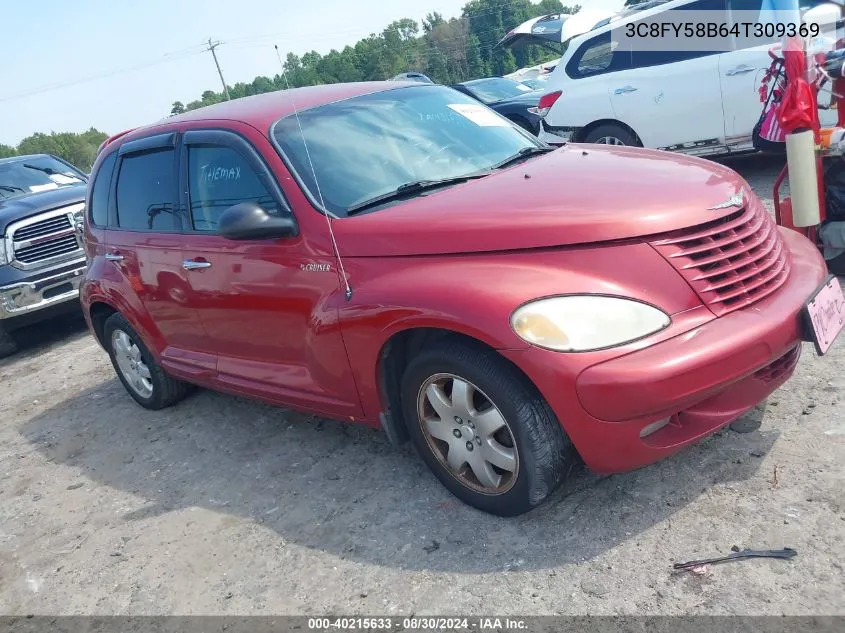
[0,153,843,617]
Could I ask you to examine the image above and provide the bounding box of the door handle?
[104,252,124,262]
[614,86,637,95]
[183,259,212,271]
[726,65,757,76]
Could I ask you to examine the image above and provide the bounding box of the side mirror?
[217,201,298,241]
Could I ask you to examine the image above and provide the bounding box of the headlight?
[0,237,8,266]
[511,295,670,352]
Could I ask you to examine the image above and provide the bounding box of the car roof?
[124,81,422,142]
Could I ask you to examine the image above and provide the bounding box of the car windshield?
[0,156,86,200]
[461,78,534,104]
[272,85,544,217]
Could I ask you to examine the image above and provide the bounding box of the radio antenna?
[275,44,352,301]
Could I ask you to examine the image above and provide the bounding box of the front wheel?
[582,124,639,147]
[401,339,576,516]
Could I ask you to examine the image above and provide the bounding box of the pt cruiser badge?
[301,263,332,272]
[708,191,744,211]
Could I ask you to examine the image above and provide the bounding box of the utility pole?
[205,38,231,100]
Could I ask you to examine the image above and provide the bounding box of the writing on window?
[188,145,277,232]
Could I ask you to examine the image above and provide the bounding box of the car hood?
[333,145,751,257]
[0,184,86,234]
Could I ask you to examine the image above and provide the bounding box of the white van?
[536,0,840,155]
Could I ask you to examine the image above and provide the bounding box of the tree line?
[171,0,579,114]
[0,129,108,172]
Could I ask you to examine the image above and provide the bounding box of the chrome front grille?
[13,214,72,241]
[14,234,80,264]
[649,202,790,316]
[7,204,85,271]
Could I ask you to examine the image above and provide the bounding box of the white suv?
[537,0,839,156]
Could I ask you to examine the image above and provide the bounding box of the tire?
[582,124,639,147]
[0,324,17,359]
[401,338,576,516]
[103,312,190,410]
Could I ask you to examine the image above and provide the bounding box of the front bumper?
[502,229,829,474]
[0,260,86,321]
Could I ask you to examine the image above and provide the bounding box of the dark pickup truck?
[0,154,88,357]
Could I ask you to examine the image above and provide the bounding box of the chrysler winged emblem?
[708,191,744,211]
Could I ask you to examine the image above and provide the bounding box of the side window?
[187,145,278,232]
[115,149,178,231]
[573,33,623,77]
[89,151,117,227]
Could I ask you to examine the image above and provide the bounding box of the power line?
[0,49,204,104]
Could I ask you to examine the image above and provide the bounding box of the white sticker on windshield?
[447,104,510,127]
[29,183,58,193]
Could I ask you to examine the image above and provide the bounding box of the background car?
[535,0,840,153]
[390,72,434,83]
[520,75,551,90]
[449,77,544,134]
[0,154,88,357]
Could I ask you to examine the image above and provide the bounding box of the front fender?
[339,243,701,422]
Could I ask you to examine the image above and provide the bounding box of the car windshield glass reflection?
[272,85,543,217]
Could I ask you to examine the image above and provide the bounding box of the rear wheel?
[0,324,17,359]
[401,338,576,516]
[104,313,190,410]
[583,123,639,147]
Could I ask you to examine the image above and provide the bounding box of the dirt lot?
[1,154,843,616]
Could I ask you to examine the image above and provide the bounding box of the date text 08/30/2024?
[307,617,528,631]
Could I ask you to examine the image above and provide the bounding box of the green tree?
[170,101,185,115]
[466,34,488,78]
[425,45,452,84]
[0,144,17,159]
[15,128,108,171]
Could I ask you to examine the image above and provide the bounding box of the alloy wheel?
[595,136,626,145]
[417,373,518,495]
[111,329,153,398]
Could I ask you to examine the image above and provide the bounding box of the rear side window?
[115,149,178,231]
[89,151,117,227]
[575,34,619,76]
[187,145,278,232]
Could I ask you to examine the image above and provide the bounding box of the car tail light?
[529,90,562,118]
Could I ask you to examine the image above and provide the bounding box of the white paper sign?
[447,103,510,127]
[29,183,58,192]
[49,173,81,185]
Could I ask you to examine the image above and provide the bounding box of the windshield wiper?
[346,172,491,215]
[491,146,555,170]
[0,185,26,193]
[23,164,83,181]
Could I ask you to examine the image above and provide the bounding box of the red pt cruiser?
[80,82,838,516]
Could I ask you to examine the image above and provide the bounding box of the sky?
[0,0,624,147]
